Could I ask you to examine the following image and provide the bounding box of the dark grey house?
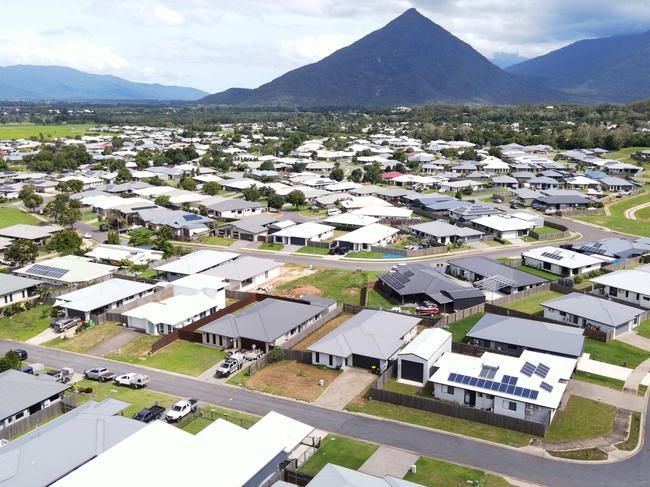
[570,237,650,259]
[447,256,548,294]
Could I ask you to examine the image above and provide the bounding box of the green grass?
[502,290,562,316]
[298,435,379,476]
[179,406,259,434]
[197,235,235,247]
[258,242,284,251]
[583,338,650,368]
[0,207,40,228]
[74,379,178,417]
[548,448,608,461]
[297,208,327,218]
[346,251,388,259]
[106,337,226,376]
[616,412,641,451]
[44,322,124,353]
[572,370,625,390]
[226,366,251,387]
[639,384,648,397]
[576,188,650,236]
[382,378,420,395]
[635,206,650,221]
[635,319,650,339]
[515,265,562,281]
[81,210,97,222]
[0,123,104,140]
[295,246,329,255]
[496,257,519,264]
[346,400,532,447]
[446,312,485,342]
[534,225,561,235]
[405,456,513,487]
[545,396,616,442]
[137,269,158,280]
[0,305,52,341]
[608,146,650,164]
[485,239,510,247]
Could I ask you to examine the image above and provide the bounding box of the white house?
[590,265,650,309]
[15,255,117,285]
[522,246,606,277]
[470,215,536,239]
[335,223,399,251]
[272,222,335,246]
[0,274,40,308]
[397,328,451,385]
[201,256,281,291]
[84,244,163,265]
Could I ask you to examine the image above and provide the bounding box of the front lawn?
[446,312,484,342]
[382,378,420,395]
[44,322,124,353]
[106,337,226,376]
[635,319,650,339]
[0,207,40,228]
[405,456,513,487]
[179,406,259,434]
[584,338,650,368]
[258,242,284,251]
[346,251,388,259]
[295,246,329,255]
[197,235,235,247]
[0,305,52,341]
[545,396,616,442]
[515,265,561,281]
[501,290,562,316]
[298,435,378,476]
[74,379,178,417]
[534,225,561,235]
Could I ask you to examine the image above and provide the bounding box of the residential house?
[470,214,536,240]
[0,274,40,307]
[409,220,484,245]
[334,223,399,252]
[571,237,650,259]
[0,224,63,246]
[535,190,591,210]
[322,213,380,229]
[449,204,501,222]
[521,246,605,277]
[448,256,548,294]
[15,255,117,286]
[201,256,281,291]
[153,249,239,280]
[598,176,635,192]
[590,266,650,309]
[136,208,214,240]
[202,198,263,220]
[272,222,335,246]
[84,244,163,265]
[397,328,452,385]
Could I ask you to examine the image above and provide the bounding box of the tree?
[155,195,171,208]
[488,146,503,158]
[115,167,133,184]
[267,194,285,210]
[179,176,197,191]
[329,167,344,182]
[291,162,307,173]
[47,228,82,255]
[460,148,478,160]
[106,210,128,232]
[363,163,382,184]
[241,186,261,202]
[259,160,275,171]
[128,228,154,247]
[19,186,43,212]
[349,168,363,183]
[153,227,174,258]
[106,229,120,245]
[202,181,222,195]
[0,351,22,373]
[45,194,81,226]
[286,190,306,207]
[56,179,84,193]
[5,239,38,267]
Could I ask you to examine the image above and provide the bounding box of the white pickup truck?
[165,399,198,423]
[113,373,150,389]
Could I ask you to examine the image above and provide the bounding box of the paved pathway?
[567,381,644,411]
[624,202,650,221]
[577,354,632,382]
[86,328,140,356]
[359,445,419,478]
[313,368,376,410]
[625,358,650,393]
[618,333,650,352]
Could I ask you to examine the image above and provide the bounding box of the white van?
[327,208,342,216]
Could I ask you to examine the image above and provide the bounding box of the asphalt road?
[3,341,647,487]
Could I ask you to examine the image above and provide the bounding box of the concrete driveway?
[359,446,419,478]
[86,327,140,356]
[314,367,376,410]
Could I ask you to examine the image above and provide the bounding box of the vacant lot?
[197,235,235,247]
[502,290,562,316]
[0,123,103,140]
[298,435,378,476]
[106,337,225,376]
[545,396,616,442]
[0,305,52,341]
[405,456,513,487]
[577,188,650,236]
[584,338,650,368]
[244,360,340,402]
[0,207,40,228]
[293,313,353,351]
[45,322,124,353]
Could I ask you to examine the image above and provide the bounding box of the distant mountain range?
[200,9,570,108]
[0,65,207,101]
[507,30,650,103]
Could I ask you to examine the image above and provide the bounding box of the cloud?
[279,33,360,63]
[152,4,185,25]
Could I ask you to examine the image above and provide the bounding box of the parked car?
[416,301,440,315]
[114,373,150,389]
[99,224,109,232]
[82,232,93,239]
[510,201,520,209]
[19,363,44,375]
[83,367,116,382]
[216,357,241,377]
[133,405,166,423]
[544,207,558,215]
[9,349,27,361]
[493,197,504,203]
[327,208,342,216]
[244,349,264,361]
[46,367,74,383]
[165,399,198,422]
[51,316,81,333]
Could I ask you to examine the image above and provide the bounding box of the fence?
[558,208,605,217]
[246,348,313,377]
[490,282,551,306]
[0,395,76,440]
[175,407,256,431]
[529,220,570,241]
[451,341,519,357]
[369,244,448,258]
[281,304,344,349]
[91,286,174,324]
[307,240,331,250]
[435,303,486,327]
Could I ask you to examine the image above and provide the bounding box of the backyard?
[583,338,650,368]
[445,312,485,342]
[501,290,562,315]
[106,337,226,376]
[0,305,52,341]
[292,313,353,350]
[0,207,40,228]
[515,265,561,281]
[298,435,378,476]
[44,322,124,353]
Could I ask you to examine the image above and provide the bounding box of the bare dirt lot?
[264,264,310,291]
[286,285,323,298]
[293,313,354,351]
[245,360,341,402]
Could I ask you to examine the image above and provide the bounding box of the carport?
[352,354,381,370]
[240,337,268,352]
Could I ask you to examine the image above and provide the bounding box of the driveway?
[313,367,376,410]
[566,381,645,412]
[86,328,140,356]
[577,354,632,382]
[618,333,650,352]
[359,446,419,478]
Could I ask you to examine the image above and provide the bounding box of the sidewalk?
[624,357,650,393]
[577,353,632,382]
[566,381,644,411]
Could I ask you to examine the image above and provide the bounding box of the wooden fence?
[0,395,76,440]
[246,348,313,376]
[529,220,570,241]
[91,286,174,324]
[435,303,486,327]
[490,282,551,306]
[281,304,344,349]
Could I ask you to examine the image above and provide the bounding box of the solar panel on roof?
[479,365,497,379]
[540,381,554,393]
[514,387,523,396]
[469,377,478,386]
[477,379,486,388]
[448,373,457,382]
[530,391,539,400]
[27,264,69,279]
[462,376,471,385]
[521,362,536,377]
[535,363,550,378]
[498,383,508,392]
[506,385,515,394]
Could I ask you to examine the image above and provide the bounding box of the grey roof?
[528,176,560,185]
[137,207,213,229]
[154,249,239,275]
[0,369,69,420]
[0,224,63,240]
[572,238,650,259]
[599,176,634,187]
[409,220,484,238]
[308,309,420,360]
[0,273,40,296]
[449,256,548,287]
[466,313,584,357]
[449,204,501,218]
[491,175,518,184]
[536,194,590,205]
[306,464,424,487]
[512,188,542,199]
[379,264,484,301]
[204,198,263,211]
[424,199,469,212]
[0,399,143,487]
[217,214,279,234]
[542,293,644,328]
[56,278,155,312]
[201,256,280,282]
[198,298,327,342]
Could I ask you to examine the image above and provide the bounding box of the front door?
[464,390,476,407]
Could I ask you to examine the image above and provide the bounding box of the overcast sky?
[2,1,649,94]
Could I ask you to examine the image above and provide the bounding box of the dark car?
[9,349,28,361]
[99,224,109,232]
[133,405,166,423]
[510,201,519,209]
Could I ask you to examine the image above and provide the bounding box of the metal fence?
[175,407,256,431]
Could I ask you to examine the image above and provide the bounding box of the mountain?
[200,8,570,108]
[490,52,528,69]
[507,30,650,103]
[0,65,207,101]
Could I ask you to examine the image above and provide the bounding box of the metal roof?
[542,293,644,328]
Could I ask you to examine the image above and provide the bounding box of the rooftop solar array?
[541,251,563,261]
[540,381,554,393]
[27,264,69,279]
[534,363,550,378]
[381,269,414,290]
[447,373,539,400]
[521,362,536,377]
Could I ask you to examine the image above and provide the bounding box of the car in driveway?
[84,367,117,382]
[165,399,198,422]
[51,316,81,333]
[216,357,241,377]
[133,405,166,423]
[244,349,264,361]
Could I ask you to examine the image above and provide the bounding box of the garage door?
[400,360,424,383]
[240,337,266,351]
[290,237,307,246]
[352,354,380,370]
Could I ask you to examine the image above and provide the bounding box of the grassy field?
[608,146,650,164]
[534,225,561,235]
[295,246,329,255]
[197,235,235,247]
[179,406,259,434]
[106,337,225,376]
[0,305,52,341]
[382,378,420,395]
[298,435,378,476]
[259,242,283,251]
[346,251,388,259]
[635,319,650,339]
[292,313,353,351]
[0,123,103,140]
[576,188,650,236]
[545,396,616,442]
[502,290,562,316]
[446,312,485,342]
[572,370,625,390]
[405,457,513,487]
[584,338,650,368]
[44,322,124,353]
[243,360,340,402]
[0,207,40,228]
[635,206,650,222]
[515,265,561,281]
[74,379,178,417]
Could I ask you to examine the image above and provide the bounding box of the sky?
[1,0,649,94]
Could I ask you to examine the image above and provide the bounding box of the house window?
[503,400,517,411]
[315,352,320,363]
[542,262,552,271]
[443,385,455,395]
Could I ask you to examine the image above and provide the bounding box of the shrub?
[574,275,584,284]
[267,348,285,363]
